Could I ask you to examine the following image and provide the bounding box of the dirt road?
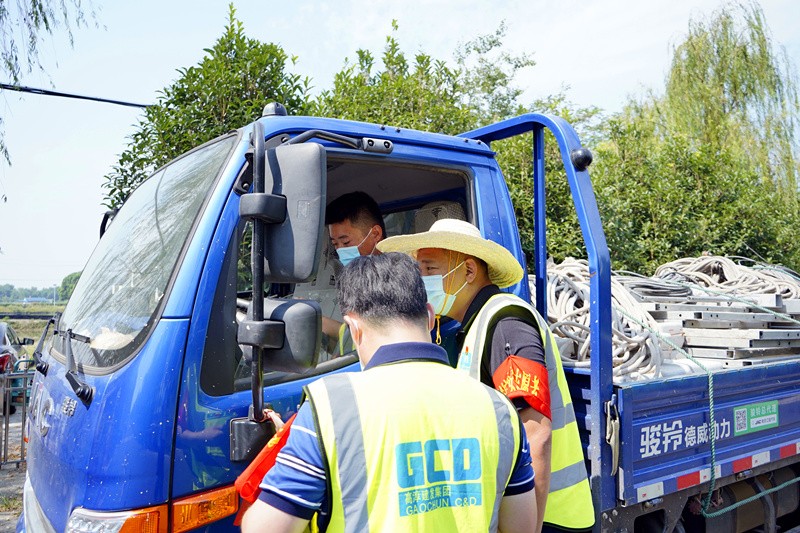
[1,409,26,532]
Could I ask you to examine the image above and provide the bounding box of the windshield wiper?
[59,329,94,405]
[30,314,58,375]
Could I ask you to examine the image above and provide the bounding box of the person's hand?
[264,409,285,430]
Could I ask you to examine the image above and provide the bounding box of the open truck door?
[459,115,616,523]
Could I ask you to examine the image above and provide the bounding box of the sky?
[0,0,798,289]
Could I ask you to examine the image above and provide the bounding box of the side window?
[200,224,245,396]
[200,160,471,396]
[201,221,358,396]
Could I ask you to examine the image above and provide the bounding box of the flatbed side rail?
[460,114,615,516]
[619,361,800,505]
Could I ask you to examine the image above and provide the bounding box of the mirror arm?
[249,121,268,424]
[285,129,393,154]
[286,129,359,149]
[239,193,286,224]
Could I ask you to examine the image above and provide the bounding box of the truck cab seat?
[414,200,466,232]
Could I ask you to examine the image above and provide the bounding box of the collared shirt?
[259,341,535,522]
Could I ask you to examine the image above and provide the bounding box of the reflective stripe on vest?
[306,360,520,532]
[457,293,595,530]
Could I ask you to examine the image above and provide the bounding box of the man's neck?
[450,281,492,323]
[358,327,432,367]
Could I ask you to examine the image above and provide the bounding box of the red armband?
[492,355,551,420]
[233,413,296,525]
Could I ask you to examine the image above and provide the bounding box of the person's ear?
[343,315,362,346]
[464,257,479,284]
[426,303,436,331]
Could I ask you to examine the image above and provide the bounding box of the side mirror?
[231,298,321,463]
[240,142,327,283]
[240,298,322,373]
[234,123,327,462]
[23,338,34,346]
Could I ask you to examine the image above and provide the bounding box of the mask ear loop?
[434,250,460,345]
[365,226,379,256]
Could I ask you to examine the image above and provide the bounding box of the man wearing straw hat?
[378,219,595,532]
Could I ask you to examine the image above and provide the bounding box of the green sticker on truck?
[733,401,779,436]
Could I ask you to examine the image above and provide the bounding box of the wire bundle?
[655,256,800,299]
[539,255,800,383]
[538,258,668,381]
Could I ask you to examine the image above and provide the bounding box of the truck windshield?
[54,135,237,371]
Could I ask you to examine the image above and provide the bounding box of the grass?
[0,303,65,342]
[0,495,22,514]
[7,320,50,341]
[0,302,65,315]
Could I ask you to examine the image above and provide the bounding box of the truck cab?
[20,108,535,532]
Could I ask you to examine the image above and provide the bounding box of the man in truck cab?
[378,219,595,532]
[320,191,386,349]
[241,252,537,532]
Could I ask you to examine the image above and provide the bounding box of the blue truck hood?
[23,318,188,532]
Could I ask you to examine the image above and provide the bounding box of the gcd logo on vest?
[395,438,483,517]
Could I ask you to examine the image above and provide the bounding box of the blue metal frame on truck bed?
[460,113,615,515]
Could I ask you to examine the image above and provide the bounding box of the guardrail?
[0,313,54,320]
[1,364,34,468]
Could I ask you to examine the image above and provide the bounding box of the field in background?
[0,303,65,341]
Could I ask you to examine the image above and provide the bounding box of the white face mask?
[422,261,466,317]
[336,230,373,267]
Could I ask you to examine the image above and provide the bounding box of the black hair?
[325,191,386,238]
[337,252,428,329]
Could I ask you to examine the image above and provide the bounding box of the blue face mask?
[423,261,466,317]
[336,230,372,267]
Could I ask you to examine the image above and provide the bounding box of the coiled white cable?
[655,256,800,299]
[536,256,800,382]
[537,258,667,381]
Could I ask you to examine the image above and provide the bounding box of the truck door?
[459,115,617,517]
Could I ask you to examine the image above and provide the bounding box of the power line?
[0,83,150,109]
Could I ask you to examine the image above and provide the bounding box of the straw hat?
[377,219,523,288]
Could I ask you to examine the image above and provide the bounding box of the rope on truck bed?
[538,256,800,381]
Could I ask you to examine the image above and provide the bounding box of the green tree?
[58,271,81,301]
[493,95,602,269]
[0,283,13,301]
[453,22,535,126]
[0,0,96,163]
[664,3,799,193]
[102,5,311,208]
[313,22,600,272]
[311,20,476,135]
[591,3,800,273]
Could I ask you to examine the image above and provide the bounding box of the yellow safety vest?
[457,293,595,530]
[305,359,521,533]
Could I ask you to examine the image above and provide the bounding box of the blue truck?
[18,104,800,532]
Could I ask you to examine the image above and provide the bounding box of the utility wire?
[0,82,150,108]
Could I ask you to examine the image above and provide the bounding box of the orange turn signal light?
[118,504,168,533]
[172,485,239,532]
